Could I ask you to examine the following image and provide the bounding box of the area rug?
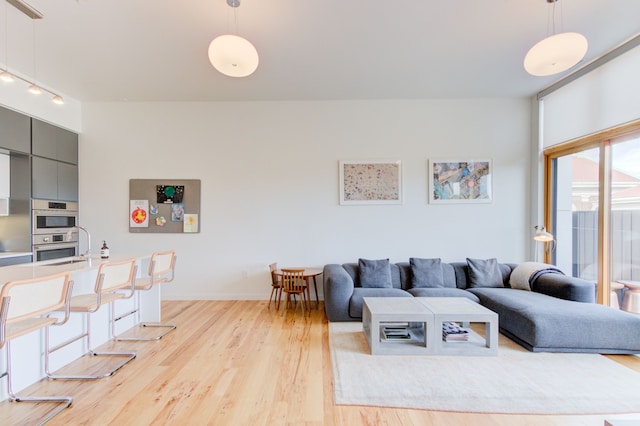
[329,322,640,414]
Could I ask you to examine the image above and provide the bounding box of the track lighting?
[1,0,64,105]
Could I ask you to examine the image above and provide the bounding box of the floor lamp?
[533,226,555,263]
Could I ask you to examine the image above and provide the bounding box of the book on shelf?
[381,324,411,341]
[442,321,469,342]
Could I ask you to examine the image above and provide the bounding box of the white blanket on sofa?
[509,262,562,291]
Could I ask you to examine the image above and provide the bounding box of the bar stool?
[113,251,177,341]
[0,271,74,424]
[46,258,138,380]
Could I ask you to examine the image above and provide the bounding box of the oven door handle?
[33,243,79,250]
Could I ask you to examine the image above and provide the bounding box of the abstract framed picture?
[429,159,492,203]
[339,160,403,205]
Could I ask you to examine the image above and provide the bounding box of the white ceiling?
[1,0,640,103]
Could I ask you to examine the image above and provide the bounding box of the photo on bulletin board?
[184,214,198,233]
[157,185,185,204]
[130,200,149,227]
[171,203,185,222]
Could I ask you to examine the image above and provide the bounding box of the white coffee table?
[362,297,434,355]
[416,297,499,356]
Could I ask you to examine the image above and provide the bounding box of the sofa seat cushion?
[408,287,480,302]
[468,287,640,353]
[348,288,412,318]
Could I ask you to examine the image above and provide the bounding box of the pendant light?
[208,0,259,78]
[524,0,588,77]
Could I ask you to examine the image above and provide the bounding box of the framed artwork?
[429,159,492,203]
[339,160,403,205]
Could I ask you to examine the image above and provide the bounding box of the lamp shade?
[524,32,588,76]
[208,34,259,78]
[534,229,554,242]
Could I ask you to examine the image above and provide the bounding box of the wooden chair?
[268,262,281,309]
[0,271,74,424]
[278,269,309,313]
[46,258,138,380]
[113,251,177,341]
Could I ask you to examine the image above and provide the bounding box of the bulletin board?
[129,179,201,233]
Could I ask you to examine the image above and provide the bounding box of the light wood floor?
[2,300,640,425]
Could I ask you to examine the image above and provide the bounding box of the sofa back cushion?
[451,261,515,289]
[409,258,444,288]
[342,262,403,289]
[358,258,393,288]
[397,262,456,290]
[466,258,504,288]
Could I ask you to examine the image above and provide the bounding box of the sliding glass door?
[549,148,600,281]
[610,134,640,308]
[545,122,640,307]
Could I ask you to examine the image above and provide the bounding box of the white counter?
[0,251,32,259]
[0,253,160,400]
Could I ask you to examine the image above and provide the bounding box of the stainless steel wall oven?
[32,199,79,261]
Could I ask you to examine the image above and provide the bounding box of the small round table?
[274,268,323,310]
[618,280,640,314]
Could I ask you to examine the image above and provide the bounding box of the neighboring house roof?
[573,156,640,184]
[570,156,640,209]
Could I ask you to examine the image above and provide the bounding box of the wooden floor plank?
[1,300,639,425]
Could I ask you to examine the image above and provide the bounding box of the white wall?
[79,98,531,300]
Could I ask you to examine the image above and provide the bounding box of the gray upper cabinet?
[32,118,78,164]
[31,118,79,201]
[0,106,31,153]
[57,162,79,201]
[32,157,78,201]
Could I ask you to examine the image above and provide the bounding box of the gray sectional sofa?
[323,258,640,354]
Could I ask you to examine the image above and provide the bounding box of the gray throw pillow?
[358,258,393,288]
[410,258,444,288]
[466,258,504,288]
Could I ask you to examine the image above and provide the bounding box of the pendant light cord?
[3,1,8,68]
[547,0,566,37]
[32,18,36,83]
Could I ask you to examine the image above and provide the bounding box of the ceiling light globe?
[524,32,588,76]
[208,34,259,78]
[52,95,64,105]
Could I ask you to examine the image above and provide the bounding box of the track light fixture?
[1,0,64,105]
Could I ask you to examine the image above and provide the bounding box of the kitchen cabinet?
[31,118,79,201]
[0,153,9,198]
[0,254,32,266]
[32,157,78,201]
[32,118,78,164]
[0,152,8,216]
[0,106,31,153]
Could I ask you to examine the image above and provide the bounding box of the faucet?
[76,226,91,258]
